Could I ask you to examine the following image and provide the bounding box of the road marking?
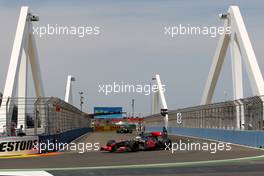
[0,171,53,176]
[0,154,263,172]
[0,152,61,159]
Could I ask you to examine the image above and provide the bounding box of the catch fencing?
[144,95,264,131]
[0,97,91,136]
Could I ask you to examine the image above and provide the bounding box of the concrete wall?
[147,127,264,148]
[39,127,92,152]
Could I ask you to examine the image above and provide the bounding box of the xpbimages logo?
[98,82,166,96]
[37,141,100,154]
[164,24,231,38]
[33,24,100,38]
[165,140,232,154]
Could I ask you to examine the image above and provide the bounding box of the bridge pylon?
[151,74,168,129]
[0,7,44,135]
[201,6,264,105]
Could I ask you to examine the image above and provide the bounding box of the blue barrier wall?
[147,127,264,148]
[39,127,92,152]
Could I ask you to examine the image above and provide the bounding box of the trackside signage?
[0,136,39,156]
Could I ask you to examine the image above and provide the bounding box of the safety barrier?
[147,127,264,148]
[38,127,92,152]
[0,127,92,156]
[0,97,92,136]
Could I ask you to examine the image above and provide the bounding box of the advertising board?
[0,136,39,156]
[94,107,123,118]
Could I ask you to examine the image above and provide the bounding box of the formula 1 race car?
[101,131,171,152]
[116,127,133,134]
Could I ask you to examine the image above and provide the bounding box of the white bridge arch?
[201,6,264,105]
[0,7,44,134]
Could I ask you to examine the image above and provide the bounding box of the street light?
[132,99,135,117]
[79,91,84,111]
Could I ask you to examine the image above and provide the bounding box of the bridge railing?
[144,95,264,131]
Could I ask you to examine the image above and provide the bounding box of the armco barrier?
[39,127,92,152]
[146,127,264,148]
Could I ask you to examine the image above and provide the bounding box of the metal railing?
[144,95,264,131]
[0,97,91,136]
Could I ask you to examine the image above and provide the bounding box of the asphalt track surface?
[1,132,264,176]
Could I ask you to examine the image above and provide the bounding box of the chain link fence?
[144,95,264,131]
[0,97,91,136]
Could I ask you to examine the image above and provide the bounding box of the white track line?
[0,154,264,172]
[0,171,53,176]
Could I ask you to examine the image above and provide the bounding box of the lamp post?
[132,99,135,118]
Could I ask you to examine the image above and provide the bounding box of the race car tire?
[127,141,139,152]
[106,140,117,152]
[111,145,117,152]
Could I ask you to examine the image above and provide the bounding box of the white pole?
[0,6,45,134]
[155,74,168,129]
[65,75,74,104]
[0,7,29,134]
